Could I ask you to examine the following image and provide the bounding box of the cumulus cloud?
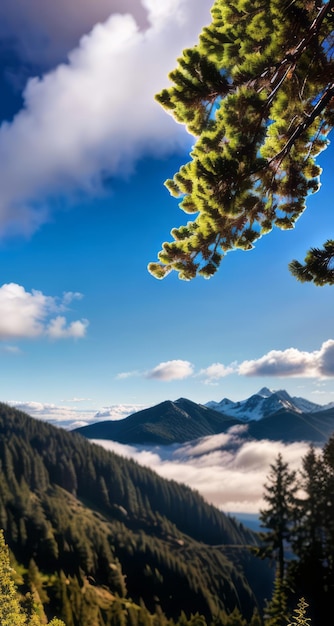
[239,340,334,378]
[0,0,149,67]
[0,283,88,340]
[47,316,88,339]
[146,359,194,381]
[93,404,146,420]
[115,340,334,384]
[8,400,93,425]
[8,399,144,428]
[0,0,212,236]
[93,432,316,514]
[198,362,237,383]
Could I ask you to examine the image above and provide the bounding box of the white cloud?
[116,370,141,380]
[47,316,88,339]
[8,399,144,427]
[93,433,315,514]
[115,339,334,384]
[8,400,92,425]
[0,0,212,236]
[0,0,149,66]
[318,339,334,376]
[0,283,88,340]
[238,340,334,378]
[61,291,83,306]
[68,421,91,430]
[179,427,248,457]
[146,359,194,381]
[93,404,145,420]
[63,397,92,402]
[198,362,237,383]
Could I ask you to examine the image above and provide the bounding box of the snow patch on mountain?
[206,388,325,421]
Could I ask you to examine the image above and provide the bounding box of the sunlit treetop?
[148,0,334,282]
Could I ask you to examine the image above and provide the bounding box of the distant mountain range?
[205,386,334,420]
[75,388,334,446]
[75,398,238,444]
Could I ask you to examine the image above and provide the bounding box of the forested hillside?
[0,403,273,626]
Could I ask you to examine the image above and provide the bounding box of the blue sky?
[0,0,334,430]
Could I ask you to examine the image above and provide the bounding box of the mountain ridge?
[75,397,239,444]
[205,387,329,420]
[74,389,334,446]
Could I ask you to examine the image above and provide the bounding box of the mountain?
[0,402,272,626]
[205,387,325,421]
[246,406,334,444]
[75,390,334,447]
[74,397,239,444]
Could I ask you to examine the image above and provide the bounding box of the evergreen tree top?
[148,0,334,283]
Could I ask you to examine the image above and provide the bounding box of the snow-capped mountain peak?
[257,387,273,398]
[205,388,324,421]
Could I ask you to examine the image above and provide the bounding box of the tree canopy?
[148,0,334,283]
[0,530,65,626]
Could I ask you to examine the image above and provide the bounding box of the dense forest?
[0,403,272,626]
[2,402,334,625]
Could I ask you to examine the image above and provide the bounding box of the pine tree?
[0,529,66,626]
[289,240,334,286]
[287,597,311,626]
[248,607,262,626]
[148,0,333,283]
[223,606,247,625]
[290,446,329,613]
[0,528,26,625]
[257,454,297,582]
[263,570,289,626]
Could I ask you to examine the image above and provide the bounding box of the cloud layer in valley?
[0,0,212,236]
[91,432,316,514]
[6,394,325,513]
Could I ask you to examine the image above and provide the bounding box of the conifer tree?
[0,528,26,625]
[263,569,290,626]
[290,446,330,613]
[148,0,333,283]
[0,529,66,626]
[258,454,297,583]
[287,597,311,626]
[223,606,247,625]
[248,608,262,626]
[289,240,334,286]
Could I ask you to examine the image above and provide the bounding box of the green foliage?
[0,529,66,626]
[0,528,26,625]
[263,572,289,626]
[148,0,333,282]
[257,454,297,582]
[258,438,334,625]
[0,402,272,626]
[289,240,334,285]
[287,598,311,626]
